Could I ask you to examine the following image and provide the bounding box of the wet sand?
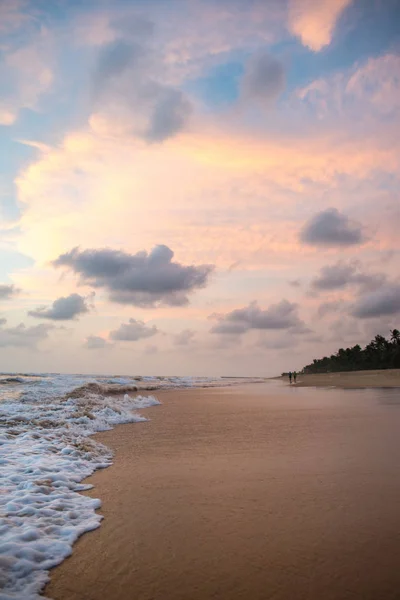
[287,368,400,389]
[46,383,400,600]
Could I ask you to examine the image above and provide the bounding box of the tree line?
[302,329,400,374]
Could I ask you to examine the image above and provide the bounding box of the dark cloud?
[210,321,248,335]
[28,293,91,321]
[312,261,386,292]
[53,245,214,307]
[312,262,356,290]
[242,52,285,104]
[93,33,192,142]
[95,41,143,86]
[289,279,301,288]
[109,318,158,341]
[111,14,155,40]
[174,329,196,346]
[210,300,303,334]
[351,272,387,293]
[84,335,111,350]
[351,284,400,318]
[0,284,20,299]
[300,208,365,247]
[289,323,313,335]
[0,322,53,348]
[146,85,192,142]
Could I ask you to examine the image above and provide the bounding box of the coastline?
[279,368,400,389]
[45,383,400,600]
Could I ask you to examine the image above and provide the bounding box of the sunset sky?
[0,0,399,376]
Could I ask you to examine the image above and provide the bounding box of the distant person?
[293,371,297,383]
[288,371,292,384]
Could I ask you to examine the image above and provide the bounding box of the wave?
[0,376,41,385]
[66,382,141,398]
[0,377,26,384]
[0,392,161,599]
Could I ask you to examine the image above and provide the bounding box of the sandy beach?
[45,382,400,600]
[286,368,400,389]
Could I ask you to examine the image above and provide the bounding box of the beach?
[45,382,400,600]
[288,368,400,389]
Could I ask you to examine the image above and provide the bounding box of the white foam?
[0,391,160,599]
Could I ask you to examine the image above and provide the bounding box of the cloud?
[0,1,28,33]
[241,52,285,105]
[297,54,400,122]
[288,0,352,51]
[351,284,400,318]
[312,261,355,290]
[328,316,363,343]
[210,300,303,334]
[109,318,158,341]
[146,86,192,142]
[210,321,249,335]
[0,284,20,299]
[0,321,53,348]
[28,293,91,321]
[174,329,196,346]
[84,335,111,350]
[0,18,54,126]
[317,300,345,317]
[289,323,313,335]
[346,54,400,118]
[289,279,301,288]
[95,40,143,87]
[311,261,385,292]
[91,30,192,142]
[53,245,214,307]
[300,208,365,247]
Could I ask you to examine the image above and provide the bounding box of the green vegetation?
[303,329,400,374]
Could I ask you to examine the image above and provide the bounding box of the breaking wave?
[66,382,140,398]
[0,377,39,385]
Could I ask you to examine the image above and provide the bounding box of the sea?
[0,372,262,599]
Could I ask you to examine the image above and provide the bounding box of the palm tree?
[391,329,400,345]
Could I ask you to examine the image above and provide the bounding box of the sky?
[0,0,400,376]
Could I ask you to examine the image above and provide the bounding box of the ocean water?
[0,372,262,599]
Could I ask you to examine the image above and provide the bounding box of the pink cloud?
[288,0,353,51]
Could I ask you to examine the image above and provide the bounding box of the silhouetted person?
[293,371,297,383]
[288,371,292,384]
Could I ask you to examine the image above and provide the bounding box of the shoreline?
[45,383,400,600]
[276,368,400,389]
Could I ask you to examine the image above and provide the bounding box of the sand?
[45,383,400,600]
[285,368,400,389]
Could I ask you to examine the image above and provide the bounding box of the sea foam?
[0,390,160,599]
